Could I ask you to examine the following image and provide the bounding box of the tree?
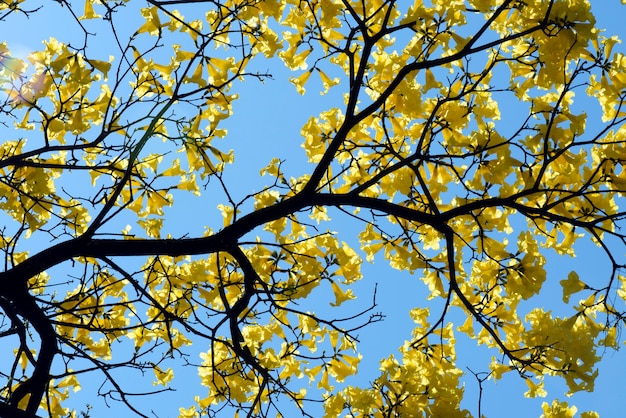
[0,0,625,416]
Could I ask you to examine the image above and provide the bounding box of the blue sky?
[1,1,626,417]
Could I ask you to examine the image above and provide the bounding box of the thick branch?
[4,287,57,415]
